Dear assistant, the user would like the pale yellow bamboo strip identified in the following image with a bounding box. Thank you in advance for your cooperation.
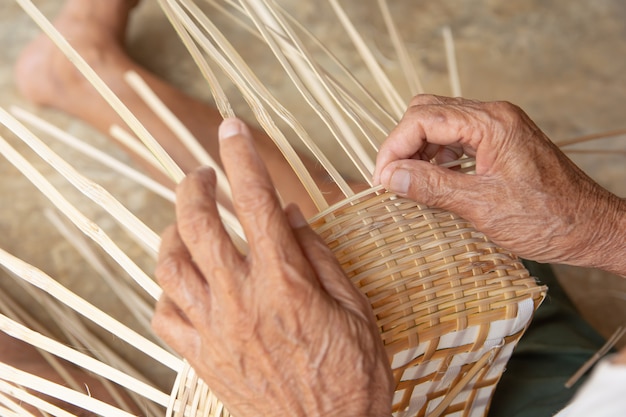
[11,106,176,203]
[16,0,186,183]
[124,70,234,201]
[0,363,137,417]
[0,395,32,417]
[158,0,235,120]
[555,128,626,147]
[565,326,626,388]
[377,0,424,95]
[110,124,172,176]
[0,384,58,417]
[0,401,25,417]
[171,0,343,202]
[325,74,390,143]
[44,209,154,331]
[563,149,626,155]
[273,2,399,130]
[21,286,166,416]
[0,315,171,408]
[442,26,462,97]
[21,295,140,414]
[0,132,162,300]
[205,0,266,43]
[0,248,181,371]
[3,280,167,410]
[167,0,337,207]
[16,0,185,183]
[256,5,380,168]
[243,0,377,178]
[0,107,161,258]
[327,0,406,118]
[427,349,496,417]
[157,2,254,249]
[0,291,83,394]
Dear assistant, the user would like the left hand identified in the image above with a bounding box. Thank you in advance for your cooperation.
[152,118,394,417]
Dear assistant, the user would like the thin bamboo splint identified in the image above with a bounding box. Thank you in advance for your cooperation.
[0,0,565,416]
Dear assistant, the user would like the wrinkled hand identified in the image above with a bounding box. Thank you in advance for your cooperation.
[153,118,394,417]
[373,95,625,274]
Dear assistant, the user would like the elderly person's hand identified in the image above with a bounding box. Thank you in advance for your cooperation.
[373,95,625,276]
[152,118,394,417]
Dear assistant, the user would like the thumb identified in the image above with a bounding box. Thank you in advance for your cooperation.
[379,160,480,216]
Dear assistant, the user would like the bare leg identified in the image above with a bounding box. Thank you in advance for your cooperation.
[15,0,346,217]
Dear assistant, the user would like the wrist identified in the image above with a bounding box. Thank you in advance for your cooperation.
[568,189,626,276]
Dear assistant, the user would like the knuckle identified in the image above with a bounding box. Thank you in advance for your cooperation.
[408,93,442,108]
[233,182,279,217]
[155,256,184,289]
[177,210,218,245]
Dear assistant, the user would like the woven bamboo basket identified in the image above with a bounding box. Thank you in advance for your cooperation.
[169,186,545,417]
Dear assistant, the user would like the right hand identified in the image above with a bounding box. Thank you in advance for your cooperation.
[373,95,625,274]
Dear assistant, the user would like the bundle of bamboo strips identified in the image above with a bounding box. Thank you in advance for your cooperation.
[3,0,619,416]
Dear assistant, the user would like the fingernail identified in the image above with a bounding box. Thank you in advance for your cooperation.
[218,117,244,141]
[286,204,308,228]
[388,169,410,195]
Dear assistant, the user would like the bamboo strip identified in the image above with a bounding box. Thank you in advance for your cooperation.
[427,348,496,417]
[0,397,32,417]
[563,149,626,155]
[442,26,462,97]
[124,70,233,200]
[0,315,171,408]
[110,124,172,177]
[0,384,59,417]
[16,281,166,416]
[0,131,162,299]
[0,248,181,371]
[173,0,344,199]
[15,0,186,184]
[166,0,338,206]
[0,107,161,258]
[327,0,406,118]
[555,128,626,147]
[11,106,176,203]
[159,0,237,119]
[14,293,139,413]
[182,0,367,191]
[377,0,423,95]
[242,0,377,179]
[44,210,155,335]
[273,2,399,131]
[0,291,83,394]
[565,326,626,388]
[0,363,137,417]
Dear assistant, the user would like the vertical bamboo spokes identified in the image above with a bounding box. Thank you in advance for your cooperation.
[0,362,138,417]
[0,108,162,258]
[442,26,462,97]
[0,132,162,300]
[0,247,181,371]
[0,315,171,408]
[11,106,177,203]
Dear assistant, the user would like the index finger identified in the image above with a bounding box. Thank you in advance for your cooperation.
[218,118,302,265]
[373,97,486,184]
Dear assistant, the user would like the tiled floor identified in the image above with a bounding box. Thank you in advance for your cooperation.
[1,0,624,382]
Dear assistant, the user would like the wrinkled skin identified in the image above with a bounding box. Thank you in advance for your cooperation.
[374,95,625,276]
[152,119,394,417]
